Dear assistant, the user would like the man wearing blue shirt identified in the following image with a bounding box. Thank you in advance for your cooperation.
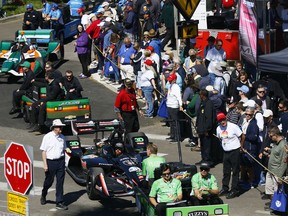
[42,0,51,19]
[44,4,64,35]
[67,0,85,17]
[117,37,135,81]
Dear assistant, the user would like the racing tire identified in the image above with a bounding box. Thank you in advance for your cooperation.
[23,105,30,123]
[86,167,103,200]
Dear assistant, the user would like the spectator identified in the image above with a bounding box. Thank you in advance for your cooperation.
[114,78,143,133]
[190,162,221,205]
[240,106,261,189]
[149,164,183,216]
[66,0,85,17]
[23,3,41,30]
[123,2,139,43]
[118,37,135,82]
[251,84,271,110]
[212,63,226,96]
[196,89,216,166]
[142,10,154,34]
[259,109,277,187]
[131,42,144,98]
[40,119,68,210]
[228,61,243,98]
[166,73,183,142]
[139,0,159,23]
[232,70,252,102]
[236,85,249,103]
[205,39,226,84]
[278,99,288,141]
[235,101,246,127]
[184,49,198,73]
[62,70,83,100]
[226,102,240,125]
[9,61,35,115]
[160,0,175,51]
[44,61,63,82]
[146,45,160,75]
[74,24,90,79]
[204,36,215,58]
[264,126,288,213]
[148,29,161,57]
[216,113,244,199]
[140,59,157,118]
[142,143,166,185]
[77,8,89,30]
[206,85,226,114]
[140,31,151,49]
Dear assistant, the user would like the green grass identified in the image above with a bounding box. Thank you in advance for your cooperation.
[2,0,48,16]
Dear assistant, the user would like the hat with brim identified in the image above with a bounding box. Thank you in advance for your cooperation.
[263,109,273,118]
[167,73,177,81]
[205,85,214,92]
[77,7,85,13]
[243,99,256,108]
[88,13,96,20]
[20,61,31,69]
[212,63,223,77]
[50,119,65,130]
[148,29,157,37]
[124,78,133,87]
[102,1,110,7]
[217,112,226,121]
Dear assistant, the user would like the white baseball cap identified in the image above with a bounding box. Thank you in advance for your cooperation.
[243,100,256,108]
[263,109,273,117]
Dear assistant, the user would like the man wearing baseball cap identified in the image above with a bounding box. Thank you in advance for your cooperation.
[166,73,183,143]
[9,61,35,115]
[216,112,244,199]
[23,3,41,30]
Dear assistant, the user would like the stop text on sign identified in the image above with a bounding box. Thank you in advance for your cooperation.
[6,158,30,180]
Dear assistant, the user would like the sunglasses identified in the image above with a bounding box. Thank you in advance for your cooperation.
[257,91,265,93]
[66,75,72,78]
[278,106,284,109]
[143,36,149,38]
[162,172,171,176]
[245,113,253,116]
[200,168,210,172]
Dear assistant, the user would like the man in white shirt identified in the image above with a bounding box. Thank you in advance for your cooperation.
[166,73,183,142]
[40,119,68,210]
[216,112,244,199]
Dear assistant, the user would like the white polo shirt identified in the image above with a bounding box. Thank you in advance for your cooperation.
[216,122,242,151]
[40,131,66,160]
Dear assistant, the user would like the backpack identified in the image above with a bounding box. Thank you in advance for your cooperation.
[222,0,234,9]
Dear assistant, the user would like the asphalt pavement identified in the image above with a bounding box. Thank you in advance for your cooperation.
[0,17,273,216]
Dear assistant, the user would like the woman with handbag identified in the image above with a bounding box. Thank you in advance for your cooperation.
[140,58,156,118]
[74,24,91,79]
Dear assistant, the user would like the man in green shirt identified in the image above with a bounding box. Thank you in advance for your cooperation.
[191,162,222,206]
[142,143,166,185]
[149,164,183,216]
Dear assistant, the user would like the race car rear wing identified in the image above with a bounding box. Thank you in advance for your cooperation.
[15,29,54,45]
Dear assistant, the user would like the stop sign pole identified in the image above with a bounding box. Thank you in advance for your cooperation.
[4,142,34,195]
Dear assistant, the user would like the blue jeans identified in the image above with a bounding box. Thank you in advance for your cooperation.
[141,86,154,116]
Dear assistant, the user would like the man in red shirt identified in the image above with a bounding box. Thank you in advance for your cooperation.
[114,78,143,133]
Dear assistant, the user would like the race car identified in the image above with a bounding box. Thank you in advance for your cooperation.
[0,29,63,80]
[21,85,91,131]
[65,120,149,200]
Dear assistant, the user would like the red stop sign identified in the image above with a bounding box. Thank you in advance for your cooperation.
[4,142,33,195]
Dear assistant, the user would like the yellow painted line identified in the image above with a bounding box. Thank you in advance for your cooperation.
[0,140,6,145]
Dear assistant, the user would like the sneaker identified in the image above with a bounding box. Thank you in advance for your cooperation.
[40,196,46,205]
[78,73,83,77]
[56,202,68,210]
[143,114,153,118]
[9,108,20,115]
[106,80,112,84]
[195,160,204,165]
[79,74,88,79]
[191,146,201,151]
[185,142,196,147]
[226,190,239,199]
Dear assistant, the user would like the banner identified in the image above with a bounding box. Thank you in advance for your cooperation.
[239,0,257,66]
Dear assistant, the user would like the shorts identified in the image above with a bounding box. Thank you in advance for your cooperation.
[120,64,135,81]
[136,71,142,89]
[265,172,278,195]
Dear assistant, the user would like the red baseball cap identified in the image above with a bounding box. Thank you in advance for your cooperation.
[144,59,153,66]
[167,73,177,81]
[77,8,85,13]
[146,46,154,52]
[217,112,226,121]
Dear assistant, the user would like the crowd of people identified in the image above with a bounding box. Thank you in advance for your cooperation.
[15,0,288,214]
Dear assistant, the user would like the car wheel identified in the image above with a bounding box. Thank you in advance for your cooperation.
[86,167,103,200]
[23,105,30,123]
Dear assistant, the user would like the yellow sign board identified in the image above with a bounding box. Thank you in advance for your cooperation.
[178,22,199,39]
[7,192,28,216]
[173,0,201,20]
